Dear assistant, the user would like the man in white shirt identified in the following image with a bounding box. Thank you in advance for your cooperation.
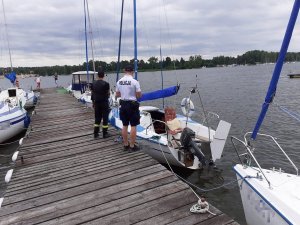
[116,65,142,151]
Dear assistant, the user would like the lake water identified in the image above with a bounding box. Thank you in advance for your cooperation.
[1,63,300,224]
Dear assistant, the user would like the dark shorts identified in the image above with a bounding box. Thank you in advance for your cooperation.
[120,101,140,126]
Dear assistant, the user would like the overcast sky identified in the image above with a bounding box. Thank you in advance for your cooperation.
[0,0,300,67]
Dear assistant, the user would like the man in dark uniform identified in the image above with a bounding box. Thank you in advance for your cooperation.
[54,73,58,86]
[91,70,110,138]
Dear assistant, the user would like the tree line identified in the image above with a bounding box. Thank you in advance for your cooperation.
[1,50,300,76]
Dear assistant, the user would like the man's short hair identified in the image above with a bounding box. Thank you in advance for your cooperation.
[124,65,134,72]
[98,70,105,78]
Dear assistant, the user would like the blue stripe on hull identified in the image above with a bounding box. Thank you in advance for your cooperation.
[11,116,26,125]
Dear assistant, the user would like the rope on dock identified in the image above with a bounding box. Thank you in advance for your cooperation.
[157,141,246,215]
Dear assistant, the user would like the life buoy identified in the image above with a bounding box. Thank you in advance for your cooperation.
[180,98,195,117]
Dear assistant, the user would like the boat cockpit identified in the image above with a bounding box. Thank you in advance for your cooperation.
[71,71,96,94]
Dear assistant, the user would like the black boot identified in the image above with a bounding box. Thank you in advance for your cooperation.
[94,126,100,138]
[103,128,109,138]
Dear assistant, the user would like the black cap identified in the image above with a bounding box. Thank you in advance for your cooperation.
[124,65,134,72]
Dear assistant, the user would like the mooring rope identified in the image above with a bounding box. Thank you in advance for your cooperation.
[157,140,245,192]
[156,141,248,215]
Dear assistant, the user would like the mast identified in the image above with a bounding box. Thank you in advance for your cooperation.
[251,0,300,139]
[1,0,13,72]
[83,0,90,84]
[116,0,125,82]
[133,0,138,79]
[86,0,96,73]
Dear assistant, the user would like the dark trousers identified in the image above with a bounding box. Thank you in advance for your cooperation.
[94,101,109,134]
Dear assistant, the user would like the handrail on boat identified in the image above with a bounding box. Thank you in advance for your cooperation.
[244,132,299,176]
[231,136,272,189]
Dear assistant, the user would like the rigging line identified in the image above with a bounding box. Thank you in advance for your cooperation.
[160,46,165,108]
[138,3,151,58]
[116,0,125,82]
[93,1,105,59]
[276,103,300,123]
[85,0,96,72]
[158,2,166,108]
[113,0,117,62]
[133,0,138,80]
[161,0,178,82]
[257,150,298,168]
[83,0,90,84]
[1,0,13,71]
[196,89,211,140]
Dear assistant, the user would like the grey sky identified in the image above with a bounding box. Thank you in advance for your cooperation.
[0,0,299,67]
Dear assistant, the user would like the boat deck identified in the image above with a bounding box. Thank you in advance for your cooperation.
[0,88,239,225]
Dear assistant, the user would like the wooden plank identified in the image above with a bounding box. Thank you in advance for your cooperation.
[6,157,157,197]
[0,177,179,225]
[12,144,134,180]
[1,167,172,215]
[133,203,221,225]
[74,189,195,225]
[38,184,190,225]
[21,130,93,147]
[6,156,155,195]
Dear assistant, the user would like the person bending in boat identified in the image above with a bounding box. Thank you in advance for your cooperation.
[116,65,142,151]
[91,70,110,138]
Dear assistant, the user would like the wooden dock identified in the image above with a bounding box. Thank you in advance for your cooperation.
[287,73,300,78]
[0,88,239,225]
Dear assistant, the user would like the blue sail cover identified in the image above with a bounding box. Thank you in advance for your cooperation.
[251,0,300,140]
[138,85,179,102]
[4,71,16,84]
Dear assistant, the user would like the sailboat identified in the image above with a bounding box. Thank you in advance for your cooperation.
[70,0,96,105]
[109,0,231,170]
[0,87,37,109]
[0,93,28,143]
[0,0,30,143]
[232,1,300,224]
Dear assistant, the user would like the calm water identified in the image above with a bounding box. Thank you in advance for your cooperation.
[1,63,300,224]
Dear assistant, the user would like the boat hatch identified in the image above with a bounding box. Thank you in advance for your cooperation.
[147,110,166,134]
[8,89,16,97]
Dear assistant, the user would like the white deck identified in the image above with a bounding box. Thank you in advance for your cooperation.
[234,164,300,225]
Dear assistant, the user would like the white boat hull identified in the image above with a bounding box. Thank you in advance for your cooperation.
[0,103,27,143]
[80,91,93,108]
[72,90,83,100]
[234,164,300,225]
[110,106,230,170]
[139,138,200,168]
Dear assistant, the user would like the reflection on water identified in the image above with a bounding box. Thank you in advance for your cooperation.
[1,63,300,224]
